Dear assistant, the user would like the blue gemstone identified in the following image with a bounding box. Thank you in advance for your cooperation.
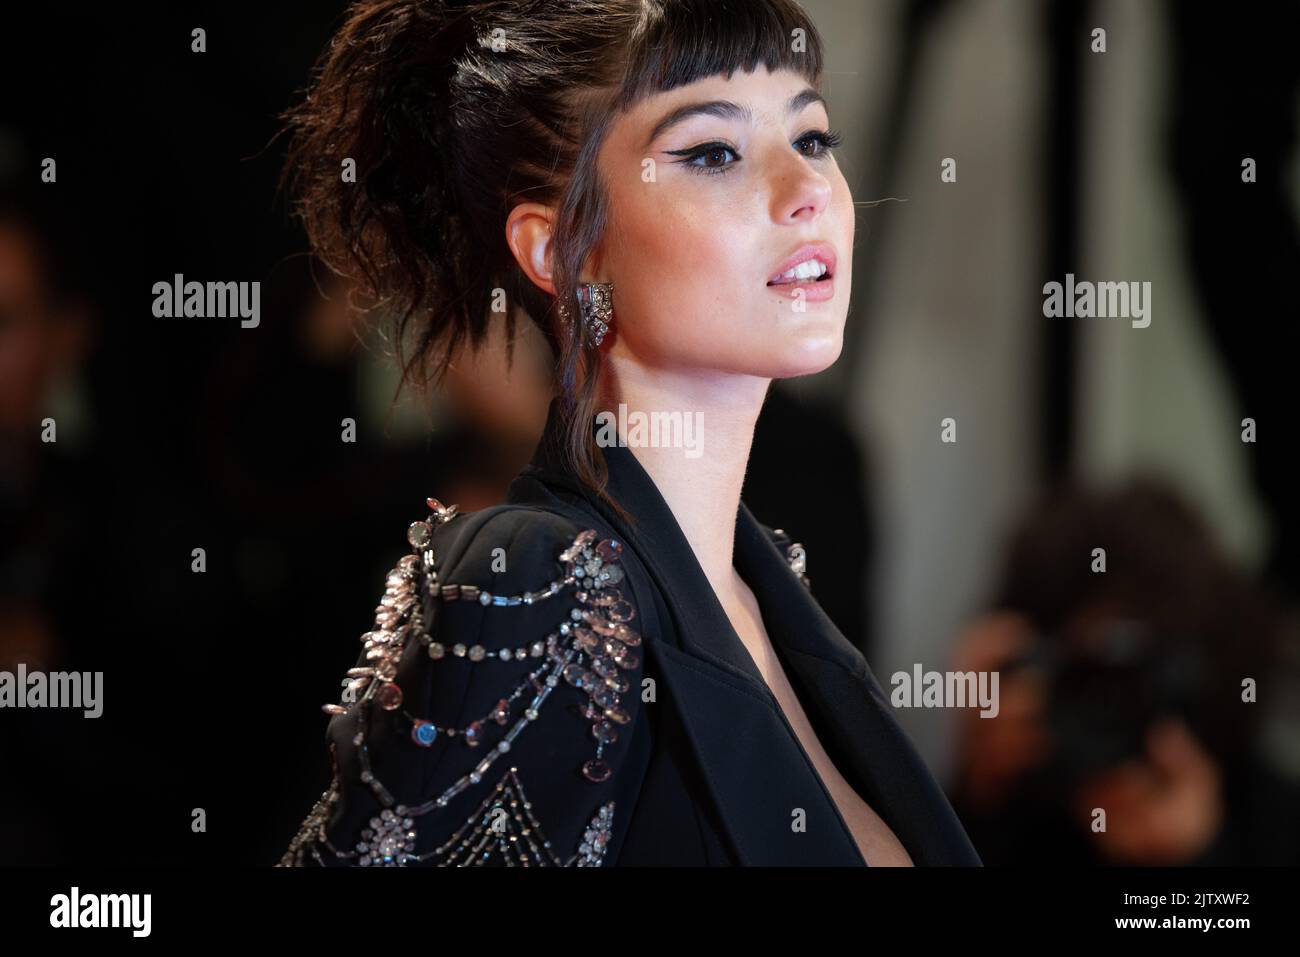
[412,721,438,747]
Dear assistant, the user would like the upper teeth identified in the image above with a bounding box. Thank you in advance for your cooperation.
[771,259,828,282]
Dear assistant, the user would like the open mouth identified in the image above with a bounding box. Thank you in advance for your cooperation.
[765,243,838,288]
[766,260,834,286]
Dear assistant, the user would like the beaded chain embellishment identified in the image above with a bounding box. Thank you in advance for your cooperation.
[772,527,810,589]
[278,499,640,867]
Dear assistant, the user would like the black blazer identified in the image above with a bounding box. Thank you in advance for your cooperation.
[280,401,981,867]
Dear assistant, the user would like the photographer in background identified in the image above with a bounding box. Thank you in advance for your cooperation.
[949,477,1300,865]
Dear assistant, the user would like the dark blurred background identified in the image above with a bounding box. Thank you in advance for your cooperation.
[1,1,1297,865]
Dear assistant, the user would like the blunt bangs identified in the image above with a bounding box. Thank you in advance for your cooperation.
[614,0,826,109]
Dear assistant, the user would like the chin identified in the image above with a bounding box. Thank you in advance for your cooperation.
[767,320,845,377]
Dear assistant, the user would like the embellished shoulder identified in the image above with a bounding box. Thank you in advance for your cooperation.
[279,498,645,867]
[765,525,811,589]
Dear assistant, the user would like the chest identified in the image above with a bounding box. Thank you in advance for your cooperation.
[728,597,915,866]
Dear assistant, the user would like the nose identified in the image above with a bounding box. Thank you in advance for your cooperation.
[768,149,833,225]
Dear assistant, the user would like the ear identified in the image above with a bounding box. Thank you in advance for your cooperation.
[505,202,557,297]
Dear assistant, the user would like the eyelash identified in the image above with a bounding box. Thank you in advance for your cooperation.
[668,128,843,176]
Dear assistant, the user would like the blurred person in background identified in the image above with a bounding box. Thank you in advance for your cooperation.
[949,477,1300,865]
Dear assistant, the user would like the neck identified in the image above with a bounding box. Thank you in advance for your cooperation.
[599,356,770,601]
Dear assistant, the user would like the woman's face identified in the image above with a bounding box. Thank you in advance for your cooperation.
[593,66,854,380]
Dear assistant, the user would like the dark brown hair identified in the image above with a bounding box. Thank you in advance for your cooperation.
[278,0,825,517]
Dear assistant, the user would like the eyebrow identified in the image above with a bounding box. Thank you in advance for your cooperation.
[642,87,827,150]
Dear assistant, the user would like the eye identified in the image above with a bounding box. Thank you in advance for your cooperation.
[666,141,741,176]
[793,128,843,158]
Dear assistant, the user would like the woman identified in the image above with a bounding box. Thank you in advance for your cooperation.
[277,0,980,867]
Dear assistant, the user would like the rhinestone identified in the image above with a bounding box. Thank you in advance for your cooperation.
[411,720,438,747]
[428,642,446,659]
[592,720,618,744]
[406,521,433,548]
[479,591,492,606]
[582,759,612,782]
[592,687,618,709]
[468,645,485,661]
[375,682,404,710]
[607,601,635,622]
[596,539,622,561]
[452,643,467,657]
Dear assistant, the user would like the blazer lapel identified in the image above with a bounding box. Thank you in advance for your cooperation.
[517,401,978,865]
[734,503,982,866]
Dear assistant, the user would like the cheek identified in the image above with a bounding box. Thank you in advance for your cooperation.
[835,173,855,247]
[605,181,752,349]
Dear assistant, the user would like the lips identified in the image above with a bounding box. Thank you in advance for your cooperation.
[766,242,837,301]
